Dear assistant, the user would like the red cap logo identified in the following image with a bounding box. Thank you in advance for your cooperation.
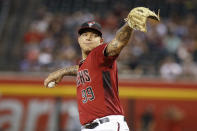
[88,21,95,27]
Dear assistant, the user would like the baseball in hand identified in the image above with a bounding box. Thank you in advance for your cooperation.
[48,81,56,88]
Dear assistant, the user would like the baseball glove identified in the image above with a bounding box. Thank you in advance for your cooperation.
[125,7,160,32]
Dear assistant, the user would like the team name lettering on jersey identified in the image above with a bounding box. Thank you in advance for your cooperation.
[77,69,91,86]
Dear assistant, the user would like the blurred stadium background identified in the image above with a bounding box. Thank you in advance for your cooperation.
[0,0,197,131]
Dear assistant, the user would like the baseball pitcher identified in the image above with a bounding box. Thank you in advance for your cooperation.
[44,7,159,131]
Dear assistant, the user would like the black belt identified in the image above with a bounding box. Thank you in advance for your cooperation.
[83,117,110,129]
[83,117,126,129]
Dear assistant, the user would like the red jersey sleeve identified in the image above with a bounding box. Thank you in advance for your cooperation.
[91,43,118,67]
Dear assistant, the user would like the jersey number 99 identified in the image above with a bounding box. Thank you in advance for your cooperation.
[81,86,95,103]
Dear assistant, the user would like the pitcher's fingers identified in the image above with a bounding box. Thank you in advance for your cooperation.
[44,78,50,87]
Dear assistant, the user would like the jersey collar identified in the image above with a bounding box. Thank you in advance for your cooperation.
[79,59,85,67]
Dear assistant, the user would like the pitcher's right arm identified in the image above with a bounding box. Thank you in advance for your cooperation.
[44,65,79,87]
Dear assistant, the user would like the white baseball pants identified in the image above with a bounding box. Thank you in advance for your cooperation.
[81,115,130,131]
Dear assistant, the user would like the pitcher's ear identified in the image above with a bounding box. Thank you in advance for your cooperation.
[100,38,104,43]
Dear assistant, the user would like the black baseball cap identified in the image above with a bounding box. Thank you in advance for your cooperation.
[78,21,102,37]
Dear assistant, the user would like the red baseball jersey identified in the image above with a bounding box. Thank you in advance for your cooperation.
[76,43,124,125]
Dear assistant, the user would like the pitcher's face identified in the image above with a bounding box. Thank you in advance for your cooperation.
[78,31,103,53]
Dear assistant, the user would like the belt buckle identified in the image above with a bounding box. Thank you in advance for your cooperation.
[84,122,99,129]
[84,117,110,129]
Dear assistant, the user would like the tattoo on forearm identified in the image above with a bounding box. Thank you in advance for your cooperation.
[116,25,132,43]
[107,24,133,56]
[62,65,79,76]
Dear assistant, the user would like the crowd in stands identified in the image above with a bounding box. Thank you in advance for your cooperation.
[20,1,197,80]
